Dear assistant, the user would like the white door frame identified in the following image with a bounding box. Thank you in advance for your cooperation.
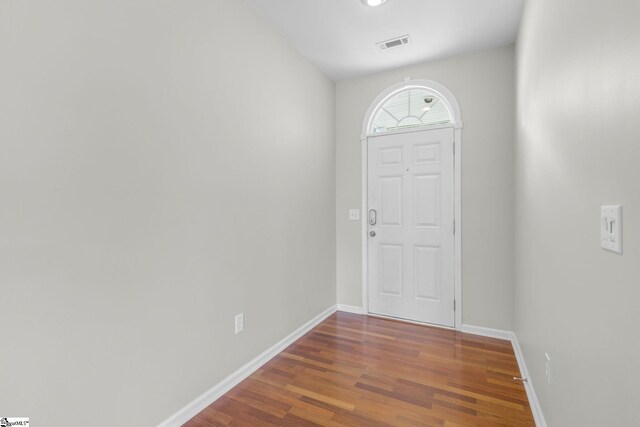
[361,78,463,330]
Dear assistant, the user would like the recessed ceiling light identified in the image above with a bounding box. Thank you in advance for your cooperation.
[362,0,389,7]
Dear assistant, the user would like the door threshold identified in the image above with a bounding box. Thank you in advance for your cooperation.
[366,312,455,331]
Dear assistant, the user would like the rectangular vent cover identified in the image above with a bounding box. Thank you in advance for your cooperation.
[377,35,411,51]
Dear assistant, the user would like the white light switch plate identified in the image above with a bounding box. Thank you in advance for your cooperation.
[601,205,622,254]
[349,209,360,221]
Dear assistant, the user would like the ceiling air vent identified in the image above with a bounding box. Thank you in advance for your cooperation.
[376,35,411,52]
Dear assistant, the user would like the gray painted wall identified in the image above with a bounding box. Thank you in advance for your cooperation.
[336,46,516,330]
[0,1,336,426]
[515,0,640,425]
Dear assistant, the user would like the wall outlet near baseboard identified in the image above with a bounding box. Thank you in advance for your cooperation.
[235,313,244,334]
[545,352,551,385]
[601,205,622,254]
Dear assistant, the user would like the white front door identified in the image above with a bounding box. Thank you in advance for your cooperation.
[367,127,455,327]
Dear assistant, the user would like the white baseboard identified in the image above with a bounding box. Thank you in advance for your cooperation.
[461,324,547,427]
[511,333,548,427]
[157,305,338,427]
[336,304,365,314]
[460,324,516,341]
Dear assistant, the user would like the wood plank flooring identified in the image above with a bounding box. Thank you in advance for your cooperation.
[184,312,535,426]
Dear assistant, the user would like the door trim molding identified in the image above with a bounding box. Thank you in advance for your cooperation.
[360,78,463,330]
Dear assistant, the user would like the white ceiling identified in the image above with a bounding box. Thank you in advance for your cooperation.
[246,0,524,80]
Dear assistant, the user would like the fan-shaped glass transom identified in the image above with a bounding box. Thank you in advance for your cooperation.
[370,89,452,133]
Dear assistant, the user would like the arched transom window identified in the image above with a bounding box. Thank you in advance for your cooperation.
[370,89,452,133]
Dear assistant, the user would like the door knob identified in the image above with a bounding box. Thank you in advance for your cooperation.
[369,231,376,237]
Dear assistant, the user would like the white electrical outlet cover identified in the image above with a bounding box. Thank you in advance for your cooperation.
[235,313,244,334]
[349,209,360,221]
[545,352,551,385]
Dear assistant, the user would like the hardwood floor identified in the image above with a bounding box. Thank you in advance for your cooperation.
[184,312,535,426]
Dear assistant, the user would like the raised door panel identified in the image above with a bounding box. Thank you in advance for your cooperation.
[379,244,403,296]
[379,176,402,227]
[414,246,441,301]
[414,143,440,165]
[379,147,403,167]
[414,174,440,228]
